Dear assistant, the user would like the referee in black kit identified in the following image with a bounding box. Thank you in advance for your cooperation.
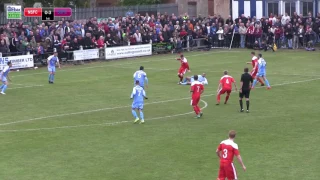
[239,67,253,113]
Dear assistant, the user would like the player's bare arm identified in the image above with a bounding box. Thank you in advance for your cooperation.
[216,83,221,93]
[57,61,61,68]
[233,82,238,91]
[216,149,221,158]
[239,81,243,93]
[236,155,246,171]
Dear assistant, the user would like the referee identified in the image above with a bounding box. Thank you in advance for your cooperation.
[239,67,253,112]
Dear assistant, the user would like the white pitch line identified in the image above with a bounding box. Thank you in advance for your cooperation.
[9,85,44,90]
[11,50,239,78]
[0,100,208,132]
[0,77,319,127]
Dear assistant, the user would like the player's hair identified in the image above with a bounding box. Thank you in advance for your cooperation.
[229,130,236,139]
[193,75,198,80]
[258,53,262,58]
[7,61,12,65]
[140,66,144,70]
[180,54,184,58]
[202,73,206,77]
[244,67,249,73]
[135,80,140,84]
[251,52,255,55]
[223,70,228,75]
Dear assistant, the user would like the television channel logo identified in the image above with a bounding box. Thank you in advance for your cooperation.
[7,5,22,19]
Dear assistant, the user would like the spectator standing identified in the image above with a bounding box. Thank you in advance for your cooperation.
[217,27,224,47]
[9,32,19,54]
[246,23,255,48]
[0,39,9,56]
[285,24,293,49]
[134,30,142,44]
[274,26,281,48]
[97,36,105,48]
[254,25,262,47]
[297,25,304,48]
[239,23,247,48]
[281,13,291,26]
[293,22,299,49]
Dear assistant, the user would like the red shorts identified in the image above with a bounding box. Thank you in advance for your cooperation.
[218,88,231,95]
[218,162,238,180]
[251,70,257,78]
[178,67,187,75]
[190,96,200,106]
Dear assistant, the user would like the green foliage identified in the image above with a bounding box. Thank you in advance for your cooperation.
[121,0,162,6]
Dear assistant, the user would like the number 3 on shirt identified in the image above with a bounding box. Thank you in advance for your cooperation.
[222,149,228,158]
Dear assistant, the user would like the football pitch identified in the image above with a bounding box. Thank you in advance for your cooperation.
[0,50,319,180]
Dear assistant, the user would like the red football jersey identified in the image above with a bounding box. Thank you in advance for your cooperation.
[251,56,258,72]
[219,75,235,89]
[217,139,240,163]
[179,57,190,70]
[190,81,204,97]
[251,56,258,67]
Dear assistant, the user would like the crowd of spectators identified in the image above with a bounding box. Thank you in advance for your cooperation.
[0,11,319,58]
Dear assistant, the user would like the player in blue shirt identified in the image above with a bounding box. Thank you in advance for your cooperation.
[251,54,271,89]
[130,80,148,124]
[47,52,61,84]
[133,66,148,89]
[0,61,12,95]
[180,73,208,85]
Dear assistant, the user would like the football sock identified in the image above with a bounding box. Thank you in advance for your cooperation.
[246,100,250,110]
[197,106,201,113]
[183,78,187,83]
[252,79,258,88]
[48,74,52,81]
[216,94,221,103]
[139,111,144,120]
[0,84,4,89]
[225,95,230,103]
[178,75,183,82]
[131,110,137,118]
[180,82,188,85]
[264,79,270,87]
[258,78,264,85]
[2,85,7,93]
[193,106,199,115]
[239,100,243,109]
[51,74,55,82]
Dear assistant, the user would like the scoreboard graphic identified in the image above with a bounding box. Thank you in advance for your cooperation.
[23,7,72,21]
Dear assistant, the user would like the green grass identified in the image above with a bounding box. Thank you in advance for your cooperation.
[0,49,319,180]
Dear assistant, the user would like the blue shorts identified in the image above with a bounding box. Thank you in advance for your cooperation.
[48,66,56,73]
[1,77,7,83]
[257,72,266,77]
[132,102,144,110]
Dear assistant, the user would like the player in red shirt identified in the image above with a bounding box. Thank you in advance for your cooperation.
[247,52,264,86]
[177,54,190,84]
[216,71,237,105]
[216,130,246,180]
[190,75,204,118]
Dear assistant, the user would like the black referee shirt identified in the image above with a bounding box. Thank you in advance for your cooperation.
[241,73,253,90]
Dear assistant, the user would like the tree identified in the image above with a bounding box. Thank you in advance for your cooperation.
[120,0,162,6]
